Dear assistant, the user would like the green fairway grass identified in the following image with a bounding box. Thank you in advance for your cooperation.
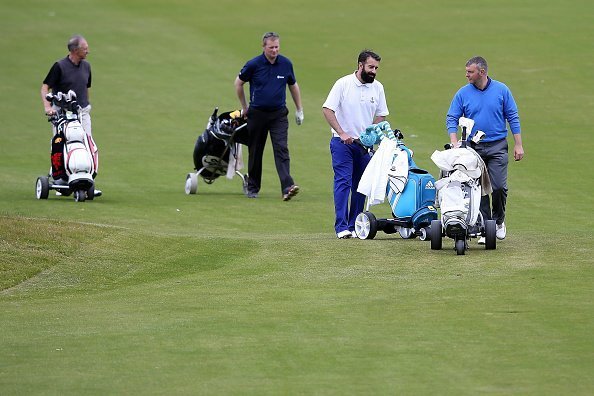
[1,0,593,394]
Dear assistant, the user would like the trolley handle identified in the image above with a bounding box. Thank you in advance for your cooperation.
[460,126,468,148]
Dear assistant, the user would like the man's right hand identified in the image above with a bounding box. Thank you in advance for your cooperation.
[339,132,353,145]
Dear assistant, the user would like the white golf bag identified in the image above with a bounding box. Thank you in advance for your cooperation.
[61,116,98,185]
[46,90,99,201]
[428,118,497,255]
[431,148,484,236]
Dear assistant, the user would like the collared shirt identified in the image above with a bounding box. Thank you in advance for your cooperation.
[238,53,296,111]
[323,72,389,138]
[43,56,92,107]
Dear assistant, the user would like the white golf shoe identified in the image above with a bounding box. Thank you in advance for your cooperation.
[496,222,506,240]
[477,237,486,245]
[336,230,352,239]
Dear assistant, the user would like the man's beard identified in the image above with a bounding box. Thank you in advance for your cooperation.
[361,70,376,83]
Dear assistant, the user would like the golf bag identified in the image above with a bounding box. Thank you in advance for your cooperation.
[391,165,438,230]
[185,108,249,194]
[355,121,437,240]
[40,90,99,202]
[431,147,484,237]
[428,117,496,254]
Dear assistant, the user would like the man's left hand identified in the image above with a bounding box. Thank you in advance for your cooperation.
[295,109,304,125]
[514,145,524,161]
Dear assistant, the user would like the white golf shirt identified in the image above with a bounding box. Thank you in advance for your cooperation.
[323,72,389,138]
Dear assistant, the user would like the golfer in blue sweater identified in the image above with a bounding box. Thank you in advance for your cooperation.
[446,56,524,243]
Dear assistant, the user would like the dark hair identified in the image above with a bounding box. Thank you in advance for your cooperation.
[358,49,381,65]
[262,32,280,45]
[466,56,488,72]
[67,35,85,52]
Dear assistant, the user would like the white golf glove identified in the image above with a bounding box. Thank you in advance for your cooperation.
[295,109,304,125]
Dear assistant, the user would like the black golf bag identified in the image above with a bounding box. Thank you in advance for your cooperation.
[185,108,249,195]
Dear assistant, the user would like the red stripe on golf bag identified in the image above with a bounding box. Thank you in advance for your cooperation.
[86,133,99,177]
[51,132,66,180]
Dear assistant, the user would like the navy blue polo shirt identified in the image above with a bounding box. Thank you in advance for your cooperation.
[238,53,296,111]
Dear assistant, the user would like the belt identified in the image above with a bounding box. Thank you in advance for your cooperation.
[251,106,284,113]
[471,138,506,147]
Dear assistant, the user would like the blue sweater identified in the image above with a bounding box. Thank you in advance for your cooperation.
[446,78,521,142]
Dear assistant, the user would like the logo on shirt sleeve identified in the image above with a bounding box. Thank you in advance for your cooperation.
[277,75,285,79]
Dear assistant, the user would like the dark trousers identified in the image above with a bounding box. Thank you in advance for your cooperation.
[246,107,294,194]
[472,138,508,225]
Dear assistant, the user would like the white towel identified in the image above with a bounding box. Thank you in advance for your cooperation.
[226,144,244,179]
[431,148,492,195]
[357,139,398,207]
[431,148,481,179]
[458,117,475,135]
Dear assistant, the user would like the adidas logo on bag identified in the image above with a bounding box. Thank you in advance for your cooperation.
[425,181,435,189]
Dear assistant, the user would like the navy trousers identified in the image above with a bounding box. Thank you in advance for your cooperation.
[330,137,371,234]
[472,138,508,226]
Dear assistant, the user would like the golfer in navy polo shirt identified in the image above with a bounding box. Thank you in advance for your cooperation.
[234,32,303,201]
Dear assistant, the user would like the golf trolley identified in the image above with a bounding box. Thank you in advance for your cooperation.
[35,90,99,202]
[428,118,496,255]
[354,121,438,240]
[185,108,249,195]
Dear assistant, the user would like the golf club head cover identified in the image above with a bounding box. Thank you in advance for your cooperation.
[471,130,486,144]
[360,125,381,147]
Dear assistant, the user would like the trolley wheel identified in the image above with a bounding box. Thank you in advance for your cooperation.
[430,219,442,250]
[455,238,466,255]
[185,173,198,195]
[484,219,497,250]
[354,211,378,240]
[87,185,95,201]
[419,227,429,241]
[398,227,416,239]
[36,177,49,200]
[74,190,86,202]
